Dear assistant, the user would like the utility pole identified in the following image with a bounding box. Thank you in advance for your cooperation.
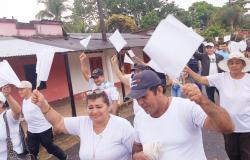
[96,0,107,41]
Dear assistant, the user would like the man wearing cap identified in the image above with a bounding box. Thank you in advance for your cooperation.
[17,81,67,160]
[129,70,234,160]
[79,52,119,115]
[194,42,224,102]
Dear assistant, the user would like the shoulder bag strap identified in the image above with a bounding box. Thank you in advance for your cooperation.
[3,111,15,152]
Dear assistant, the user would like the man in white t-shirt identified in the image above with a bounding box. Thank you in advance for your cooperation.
[80,52,119,115]
[194,42,224,102]
[127,70,234,160]
[18,81,67,160]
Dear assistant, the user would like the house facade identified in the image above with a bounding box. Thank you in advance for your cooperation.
[0,18,149,105]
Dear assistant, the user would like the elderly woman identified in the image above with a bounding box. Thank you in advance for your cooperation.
[0,85,22,159]
[31,89,135,160]
[185,52,250,160]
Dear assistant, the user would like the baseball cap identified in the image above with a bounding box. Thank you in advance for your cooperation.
[131,64,148,71]
[0,92,6,103]
[127,70,161,99]
[18,81,32,89]
[91,68,103,79]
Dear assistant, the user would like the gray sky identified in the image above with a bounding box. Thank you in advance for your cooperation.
[0,0,245,22]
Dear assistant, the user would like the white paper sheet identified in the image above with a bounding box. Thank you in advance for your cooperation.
[215,37,219,42]
[80,35,92,48]
[224,35,231,42]
[0,60,21,87]
[124,54,134,64]
[36,47,55,88]
[147,60,164,73]
[128,50,135,57]
[143,15,204,80]
[109,29,127,53]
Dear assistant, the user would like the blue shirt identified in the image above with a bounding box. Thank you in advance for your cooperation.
[217,50,229,59]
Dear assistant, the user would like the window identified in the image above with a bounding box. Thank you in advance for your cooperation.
[23,64,47,90]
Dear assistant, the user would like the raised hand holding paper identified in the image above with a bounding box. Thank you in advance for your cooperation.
[80,35,92,48]
[147,60,164,73]
[36,47,55,88]
[143,15,204,80]
[224,35,231,42]
[128,50,135,57]
[124,54,134,64]
[0,60,21,87]
[109,29,127,53]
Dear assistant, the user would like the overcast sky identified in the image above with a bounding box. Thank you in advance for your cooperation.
[0,0,246,22]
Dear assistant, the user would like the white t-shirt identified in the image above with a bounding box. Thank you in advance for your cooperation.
[207,72,250,132]
[22,98,51,133]
[228,41,247,53]
[0,110,23,159]
[89,79,119,102]
[64,115,135,160]
[134,97,207,160]
[208,54,218,75]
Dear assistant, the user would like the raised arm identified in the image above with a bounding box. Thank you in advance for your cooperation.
[31,90,68,134]
[182,83,234,133]
[130,55,146,66]
[184,66,209,86]
[79,52,91,81]
[2,85,21,120]
[111,54,130,87]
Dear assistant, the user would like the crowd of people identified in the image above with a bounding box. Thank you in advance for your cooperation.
[0,36,250,160]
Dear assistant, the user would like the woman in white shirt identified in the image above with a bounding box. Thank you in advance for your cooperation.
[0,85,22,159]
[185,52,250,160]
[31,89,135,160]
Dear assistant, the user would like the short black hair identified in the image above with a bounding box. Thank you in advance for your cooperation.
[149,84,162,95]
[86,91,110,106]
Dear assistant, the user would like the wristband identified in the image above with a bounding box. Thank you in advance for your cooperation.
[43,107,51,115]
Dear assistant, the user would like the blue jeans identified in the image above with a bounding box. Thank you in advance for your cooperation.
[171,84,182,97]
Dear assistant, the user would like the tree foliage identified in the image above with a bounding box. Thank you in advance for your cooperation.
[140,11,160,29]
[36,0,68,20]
[200,24,227,41]
[63,17,86,33]
[188,1,218,28]
[215,0,249,31]
[106,14,138,32]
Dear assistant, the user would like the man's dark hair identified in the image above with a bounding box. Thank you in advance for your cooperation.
[149,84,162,95]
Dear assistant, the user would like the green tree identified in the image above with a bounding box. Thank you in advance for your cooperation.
[104,0,129,15]
[200,24,227,41]
[241,14,250,29]
[140,11,160,29]
[36,0,68,20]
[71,0,98,28]
[106,14,138,32]
[188,1,218,28]
[215,4,245,31]
[63,18,86,33]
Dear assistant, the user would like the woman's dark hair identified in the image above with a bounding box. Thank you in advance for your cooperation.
[86,91,110,106]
